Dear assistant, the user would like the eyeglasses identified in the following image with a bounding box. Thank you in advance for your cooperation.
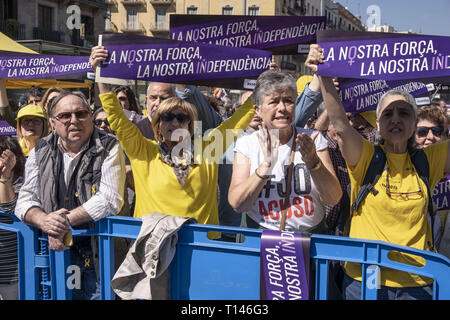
[416,126,444,138]
[54,110,90,124]
[385,167,424,200]
[160,112,190,124]
[21,118,43,126]
[94,118,109,126]
[28,98,42,105]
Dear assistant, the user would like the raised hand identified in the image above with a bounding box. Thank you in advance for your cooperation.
[256,122,280,175]
[296,131,320,169]
[305,44,325,74]
[89,45,109,73]
[0,149,16,180]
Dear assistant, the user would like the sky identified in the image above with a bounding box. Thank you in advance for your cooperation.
[335,0,450,36]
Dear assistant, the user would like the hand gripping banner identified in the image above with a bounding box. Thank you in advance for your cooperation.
[317,30,450,83]
[260,230,311,300]
[98,32,273,90]
[170,15,325,55]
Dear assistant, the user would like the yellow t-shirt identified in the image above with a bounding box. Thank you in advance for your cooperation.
[99,92,254,228]
[345,138,449,287]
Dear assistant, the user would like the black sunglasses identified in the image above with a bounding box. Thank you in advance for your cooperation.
[54,110,90,124]
[94,119,109,126]
[160,112,190,123]
[416,126,444,138]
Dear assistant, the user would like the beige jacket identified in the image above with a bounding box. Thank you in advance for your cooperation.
[111,212,196,300]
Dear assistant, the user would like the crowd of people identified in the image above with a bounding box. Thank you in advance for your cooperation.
[0,44,448,300]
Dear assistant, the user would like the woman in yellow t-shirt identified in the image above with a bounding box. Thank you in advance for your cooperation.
[306,44,450,300]
[89,47,255,231]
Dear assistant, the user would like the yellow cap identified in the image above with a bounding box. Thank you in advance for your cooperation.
[16,104,47,121]
[297,75,314,95]
[359,110,376,128]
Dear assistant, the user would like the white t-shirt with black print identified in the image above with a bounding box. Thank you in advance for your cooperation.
[234,127,328,231]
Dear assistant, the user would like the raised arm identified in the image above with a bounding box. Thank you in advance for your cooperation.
[294,75,323,128]
[307,44,363,167]
[175,84,223,132]
[0,79,16,128]
[90,46,157,159]
[202,97,255,159]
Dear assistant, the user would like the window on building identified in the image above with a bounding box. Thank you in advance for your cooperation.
[222,5,233,15]
[156,8,167,29]
[1,0,17,20]
[38,4,53,30]
[127,8,138,30]
[105,7,111,30]
[81,15,94,39]
[248,5,259,16]
[307,3,310,15]
[187,6,198,15]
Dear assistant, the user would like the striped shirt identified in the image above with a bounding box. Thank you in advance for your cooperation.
[15,139,126,222]
[0,178,23,284]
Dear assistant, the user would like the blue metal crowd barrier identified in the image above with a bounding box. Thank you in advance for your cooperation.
[0,211,449,300]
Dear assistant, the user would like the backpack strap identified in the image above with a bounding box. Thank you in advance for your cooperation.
[344,146,386,236]
[410,149,436,251]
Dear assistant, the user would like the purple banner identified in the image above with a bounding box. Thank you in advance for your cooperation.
[0,55,90,79]
[170,15,325,55]
[99,33,273,90]
[260,230,310,300]
[317,30,450,83]
[0,120,16,136]
[433,175,450,211]
[339,79,431,114]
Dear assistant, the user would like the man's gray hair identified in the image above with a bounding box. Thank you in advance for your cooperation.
[251,70,297,106]
[146,82,176,97]
[376,89,418,119]
[49,90,91,117]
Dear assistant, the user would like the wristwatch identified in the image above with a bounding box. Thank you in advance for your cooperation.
[60,213,72,226]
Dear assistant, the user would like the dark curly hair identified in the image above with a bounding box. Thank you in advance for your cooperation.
[113,85,141,114]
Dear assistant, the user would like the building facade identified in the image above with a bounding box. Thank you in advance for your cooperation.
[1,0,107,53]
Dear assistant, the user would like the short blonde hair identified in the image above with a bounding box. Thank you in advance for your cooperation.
[151,97,198,142]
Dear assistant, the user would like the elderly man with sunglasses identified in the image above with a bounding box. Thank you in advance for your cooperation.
[15,90,126,300]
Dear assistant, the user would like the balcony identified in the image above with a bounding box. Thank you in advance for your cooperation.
[150,0,173,5]
[121,0,146,6]
[149,23,169,34]
[121,22,146,33]
[0,19,26,40]
[33,27,65,43]
[79,0,109,8]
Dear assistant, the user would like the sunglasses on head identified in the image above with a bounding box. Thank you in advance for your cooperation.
[416,126,444,138]
[94,118,109,126]
[160,112,190,123]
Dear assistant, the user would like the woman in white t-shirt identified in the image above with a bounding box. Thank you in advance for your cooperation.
[228,70,342,233]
